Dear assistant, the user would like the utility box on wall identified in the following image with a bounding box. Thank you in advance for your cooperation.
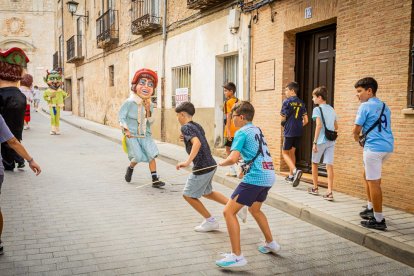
[228,9,240,31]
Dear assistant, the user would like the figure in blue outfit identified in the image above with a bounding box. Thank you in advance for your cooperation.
[119,68,165,188]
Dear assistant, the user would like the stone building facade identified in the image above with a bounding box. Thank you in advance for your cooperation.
[0,0,55,88]
[57,0,414,212]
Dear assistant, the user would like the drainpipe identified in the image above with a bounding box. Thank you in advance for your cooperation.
[246,15,252,101]
[160,0,167,141]
[61,0,65,70]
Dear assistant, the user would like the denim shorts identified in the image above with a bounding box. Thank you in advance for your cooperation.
[231,182,271,207]
[183,169,216,198]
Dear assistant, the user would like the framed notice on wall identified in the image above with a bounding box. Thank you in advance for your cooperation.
[255,60,275,92]
[175,87,189,106]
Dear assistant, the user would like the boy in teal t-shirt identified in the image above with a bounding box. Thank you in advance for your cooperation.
[216,101,280,268]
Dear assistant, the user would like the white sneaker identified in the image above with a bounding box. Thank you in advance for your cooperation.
[194,219,219,232]
[216,253,247,268]
[258,241,281,254]
[237,206,248,223]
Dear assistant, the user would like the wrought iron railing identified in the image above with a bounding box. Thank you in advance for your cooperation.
[53,51,59,70]
[131,0,161,35]
[96,9,119,48]
[66,35,84,62]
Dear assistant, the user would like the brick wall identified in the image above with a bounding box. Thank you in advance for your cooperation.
[250,0,414,212]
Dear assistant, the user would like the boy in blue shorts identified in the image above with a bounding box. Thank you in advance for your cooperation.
[216,101,280,268]
[280,82,308,187]
[308,86,338,201]
[175,102,245,232]
[352,77,394,231]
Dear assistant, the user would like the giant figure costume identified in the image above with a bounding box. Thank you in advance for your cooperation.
[43,70,68,135]
[119,68,165,188]
[0,47,28,170]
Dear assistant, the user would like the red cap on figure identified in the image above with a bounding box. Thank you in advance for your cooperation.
[131,68,158,89]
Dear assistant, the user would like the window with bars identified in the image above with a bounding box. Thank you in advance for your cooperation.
[172,65,191,107]
[109,65,114,86]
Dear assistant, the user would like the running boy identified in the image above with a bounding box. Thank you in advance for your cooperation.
[176,102,236,232]
[308,86,338,201]
[280,82,308,187]
[216,101,280,268]
[223,82,239,177]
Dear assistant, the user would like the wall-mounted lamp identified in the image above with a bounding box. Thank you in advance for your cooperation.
[66,1,89,24]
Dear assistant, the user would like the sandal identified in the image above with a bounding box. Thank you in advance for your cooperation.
[323,192,334,201]
[307,187,319,195]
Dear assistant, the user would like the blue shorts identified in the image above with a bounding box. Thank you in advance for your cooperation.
[283,136,301,150]
[231,182,271,207]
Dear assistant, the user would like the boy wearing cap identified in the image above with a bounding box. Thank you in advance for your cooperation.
[0,47,28,171]
[119,68,165,188]
[223,82,240,177]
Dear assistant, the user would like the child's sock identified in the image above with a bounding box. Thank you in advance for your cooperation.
[293,168,297,174]
[367,201,373,210]
[206,216,216,223]
[374,212,384,222]
[151,171,158,181]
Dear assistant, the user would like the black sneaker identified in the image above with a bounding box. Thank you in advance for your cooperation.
[361,218,387,231]
[125,167,134,183]
[17,162,25,170]
[292,169,302,187]
[359,208,374,220]
[285,176,293,184]
[152,178,165,188]
[0,241,3,255]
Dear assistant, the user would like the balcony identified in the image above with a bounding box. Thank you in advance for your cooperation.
[187,0,225,10]
[53,51,59,70]
[66,35,84,63]
[131,0,161,36]
[96,9,119,49]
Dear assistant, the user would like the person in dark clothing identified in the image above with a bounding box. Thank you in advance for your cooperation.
[0,47,29,171]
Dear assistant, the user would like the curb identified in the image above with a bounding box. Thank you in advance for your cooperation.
[58,114,414,268]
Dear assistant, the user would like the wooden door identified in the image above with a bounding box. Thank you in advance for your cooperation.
[295,24,336,174]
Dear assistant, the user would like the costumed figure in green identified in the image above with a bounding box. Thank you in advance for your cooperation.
[43,70,69,135]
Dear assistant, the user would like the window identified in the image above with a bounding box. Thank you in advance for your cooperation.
[109,65,114,86]
[172,65,191,107]
[224,55,238,89]
[59,35,64,68]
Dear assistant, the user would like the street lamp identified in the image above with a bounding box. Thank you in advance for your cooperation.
[66,0,89,24]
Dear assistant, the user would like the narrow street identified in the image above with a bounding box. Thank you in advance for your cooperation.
[0,112,413,275]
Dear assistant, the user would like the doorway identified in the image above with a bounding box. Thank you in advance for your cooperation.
[64,79,72,111]
[295,24,336,174]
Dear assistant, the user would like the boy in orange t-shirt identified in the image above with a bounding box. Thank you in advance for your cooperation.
[223,82,239,176]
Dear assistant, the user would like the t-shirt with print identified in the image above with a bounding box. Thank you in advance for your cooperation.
[355,97,394,152]
[312,104,337,145]
[280,96,307,137]
[0,115,14,175]
[223,97,240,138]
[181,121,216,175]
[231,123,275,187]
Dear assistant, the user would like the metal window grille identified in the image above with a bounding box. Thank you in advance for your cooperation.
[224,55,239,90]
[59,35,64,68]
[109,65,114,86]
[172,65,191,107]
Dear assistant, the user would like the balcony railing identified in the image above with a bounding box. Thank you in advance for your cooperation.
[131,0,161,35]
[187,0,225,10]
[66,35,84,63]
[96,9,119,49]
[53,51,59,70]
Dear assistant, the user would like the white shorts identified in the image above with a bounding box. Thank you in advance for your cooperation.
[311,141,335,165]
[363,150,392,180]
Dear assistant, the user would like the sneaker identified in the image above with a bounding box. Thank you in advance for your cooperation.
[307,187,319,195]
[292,169,303,187]
[323,192,334,201]
[258,241,281,254]
[237,206,248,223]
[0,241,3,255]
[50,131,56,135]
[361,218,387,231]
[23,125,29,130]
[216,253,247,268]
[152,178,165,188]
[125,167,134,182]
[359,208,374,220]
[194,219,219,232]
[285,176,293,184]
[17,162,25,170]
